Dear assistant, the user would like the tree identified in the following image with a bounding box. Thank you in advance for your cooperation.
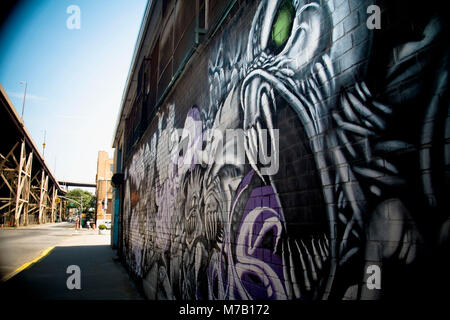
[65,189,95,215]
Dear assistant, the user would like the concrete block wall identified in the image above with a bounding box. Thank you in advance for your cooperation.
[119,0,450,300]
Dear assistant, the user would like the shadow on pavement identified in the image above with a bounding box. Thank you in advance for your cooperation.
[0,245,143,300]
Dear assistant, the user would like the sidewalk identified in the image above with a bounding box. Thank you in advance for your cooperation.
[0,228,143,300]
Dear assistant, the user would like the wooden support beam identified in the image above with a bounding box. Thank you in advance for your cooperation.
[14,142,25,226]
[0,141,21,227]
[0,136,59,227]
[38,170,48,224]
[0,201,12,211]
[12,141,33,227]
[59,196,62,222]
[0,142,18,170]
[51,186,57,223]
[23,151,32,225]
[44,186,51,223]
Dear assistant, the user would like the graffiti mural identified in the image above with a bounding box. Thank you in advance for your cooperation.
[121,0,450,300]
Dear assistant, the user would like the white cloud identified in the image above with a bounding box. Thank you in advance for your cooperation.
[7,91,48,102]
[54,114,86,120]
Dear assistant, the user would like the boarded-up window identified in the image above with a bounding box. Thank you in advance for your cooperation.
[198,0,206,29]
[162,0,172,19]
[140,58,150,130]
[146,39,159,122]
[208,0,234,30]
[133,97,142,142]
[157,0,200,103]
[173,0,196,74]
[125,115,132,157]
[137,60,144,97]
[145,57,151,96]
[116,147,123,172]
[124,98,141,157]
[158,9,174,101]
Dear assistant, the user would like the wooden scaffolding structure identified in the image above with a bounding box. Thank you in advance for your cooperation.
[0,84,64,227]
[0,140,61,227]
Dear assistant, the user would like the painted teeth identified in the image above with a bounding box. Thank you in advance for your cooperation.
[301,239,318,282]
[295,240,312,291]
[205,210,218,241]
[282,235,331,298]
[186,215,197,244]
[314,61,331,98]
[216,227,223,243]
[287,239,302,299]
[311,237,323,271]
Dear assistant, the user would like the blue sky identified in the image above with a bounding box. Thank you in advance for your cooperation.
[0,0,147,184]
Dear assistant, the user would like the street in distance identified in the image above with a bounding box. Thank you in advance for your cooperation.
[179,304,270,317]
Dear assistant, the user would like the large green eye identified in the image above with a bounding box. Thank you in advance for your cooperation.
[271,0,294,53]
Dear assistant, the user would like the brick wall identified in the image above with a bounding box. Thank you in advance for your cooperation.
[119,0,450,300]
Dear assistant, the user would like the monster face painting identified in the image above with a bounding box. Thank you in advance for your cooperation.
[120,0,449,300]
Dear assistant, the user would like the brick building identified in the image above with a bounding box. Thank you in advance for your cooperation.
[112,0,450,300]
[95,151,113,225]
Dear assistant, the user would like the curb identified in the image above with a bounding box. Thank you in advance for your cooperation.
[0,222,65,230]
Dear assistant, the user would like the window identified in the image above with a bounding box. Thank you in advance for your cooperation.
[106,199,113,214]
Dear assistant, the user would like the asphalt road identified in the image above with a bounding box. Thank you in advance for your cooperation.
[0,222,79,280]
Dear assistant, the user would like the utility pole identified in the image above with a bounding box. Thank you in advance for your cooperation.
[42,130,46,157]
[59,195,84,231]
[104,178,108,212]
[80,195,83,229]
[19,81,27,119]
